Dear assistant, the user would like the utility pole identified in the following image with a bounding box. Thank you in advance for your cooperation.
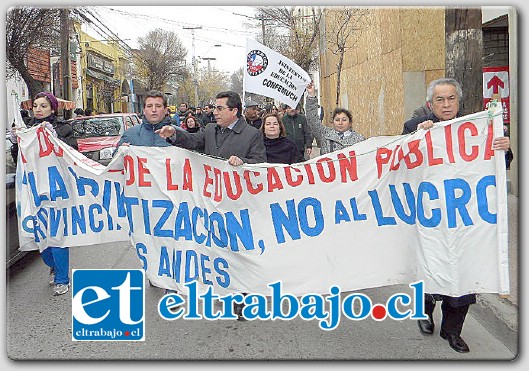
[445,7,483,115]
[261,17,266,45]
[256,16,270,46]
[183,26,202,107]
[60,8,72,119]
[201,57,216,73]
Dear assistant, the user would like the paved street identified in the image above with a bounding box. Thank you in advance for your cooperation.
[6,239,516,362]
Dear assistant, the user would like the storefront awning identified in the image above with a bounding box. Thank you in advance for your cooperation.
[86,68,120,85]
[21,97,76,111]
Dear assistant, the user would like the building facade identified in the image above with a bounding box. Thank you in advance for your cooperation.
[317,6,517,194]
[75,23,132,114]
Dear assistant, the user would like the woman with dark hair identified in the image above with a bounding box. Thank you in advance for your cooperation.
[181,115,202,133]
[305,82,365,155]
[260,113,303,164]
[29,91,78,150]
[21,91,76,295]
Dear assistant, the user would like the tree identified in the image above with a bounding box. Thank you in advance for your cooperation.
[174,66,194,106]
[174,65,229,107]
[6,7,61,98]
[325,8,369,107]
[230,68,244,96]
[197,67,230,106]
[134,28,187,91]
[253,6,321,72]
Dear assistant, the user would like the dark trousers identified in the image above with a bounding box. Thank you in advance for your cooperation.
[425,295,470,336]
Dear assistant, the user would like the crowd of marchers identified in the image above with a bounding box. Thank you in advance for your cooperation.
[12,77,511,354]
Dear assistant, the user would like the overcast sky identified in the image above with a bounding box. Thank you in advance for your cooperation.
[81,5,259,76]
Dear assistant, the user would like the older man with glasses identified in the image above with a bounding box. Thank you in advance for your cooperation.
[157,91,266,166]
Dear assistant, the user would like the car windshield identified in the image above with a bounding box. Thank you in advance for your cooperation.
[72,117,122,138]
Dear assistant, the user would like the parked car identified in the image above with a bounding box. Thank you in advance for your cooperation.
[6,130,17,172]
[5,131,25,266]
[69,113,141,165]
[6,172,25,267]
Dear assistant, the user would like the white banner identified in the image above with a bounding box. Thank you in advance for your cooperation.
[15,107,509,297]
[244,38,311,109]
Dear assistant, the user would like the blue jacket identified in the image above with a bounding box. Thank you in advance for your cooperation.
[118,116,173,147]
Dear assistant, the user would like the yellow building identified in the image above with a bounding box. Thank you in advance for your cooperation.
[74,23,131,114]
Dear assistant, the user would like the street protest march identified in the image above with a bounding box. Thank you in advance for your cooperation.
[244,38,311,109]
[15,105,509,298]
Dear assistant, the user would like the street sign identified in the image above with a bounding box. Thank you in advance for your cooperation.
[483,66,510,124]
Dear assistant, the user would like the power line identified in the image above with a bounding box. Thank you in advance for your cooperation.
[90,7,248,50]
[73,7,145,65]
[76,6,252,73]
[108,7,250,49]
[103,6,249,37]
[84,8,135,54]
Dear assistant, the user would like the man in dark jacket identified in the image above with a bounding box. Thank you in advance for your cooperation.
[117,90,182,297]
[118,90,176,147]
[158,91,265,321]
[177,102,190,124]
[159,91,266,166]
[201,104,217,125]
[281,103,313,160]
[243,100,262,129]
[403,77,510,354]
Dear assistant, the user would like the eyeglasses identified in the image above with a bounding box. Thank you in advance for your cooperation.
[214,105,231,112]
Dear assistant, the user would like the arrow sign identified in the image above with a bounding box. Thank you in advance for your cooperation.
[483,69,509,98]
[482,66,510,123]
[487,75,504,94]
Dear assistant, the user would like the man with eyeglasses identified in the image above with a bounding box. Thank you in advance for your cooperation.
[402,77,510,354]
[157,91,265,320]
[157,91,266,166]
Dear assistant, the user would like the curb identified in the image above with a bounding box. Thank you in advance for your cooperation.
[470,293,519,355]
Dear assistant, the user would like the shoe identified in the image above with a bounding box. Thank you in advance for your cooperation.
[53,283,70,296]
[49,268,55,285]
[417,315,434,335]
[233,303,246,321]
[440,330,470,353]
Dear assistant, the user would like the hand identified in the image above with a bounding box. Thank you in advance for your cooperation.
[121,142,130,147]
[228,155,243,166]
[9,128,18,143]
[417,120,434,130]
[39,121,57,137]
[156,125,176,138]
[306,82,316,97]
[492,136,510,151]
[305,147,312,156]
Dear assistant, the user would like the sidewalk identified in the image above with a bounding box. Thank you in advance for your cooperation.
[309,144,519,353]
[470,192,518,354]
